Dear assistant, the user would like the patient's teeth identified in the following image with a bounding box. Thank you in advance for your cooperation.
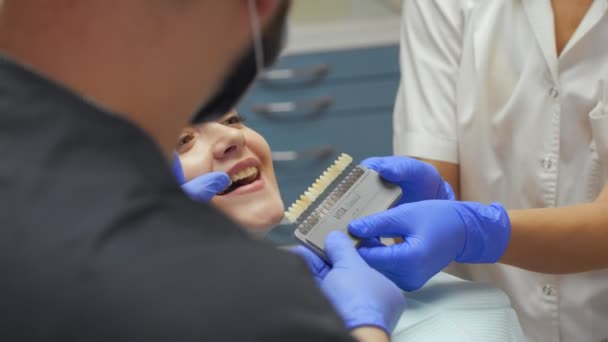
[230,166,259,182]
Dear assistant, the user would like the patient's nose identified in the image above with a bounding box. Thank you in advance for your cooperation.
[212,127,245,160]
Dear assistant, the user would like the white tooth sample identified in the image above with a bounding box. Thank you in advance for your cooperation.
[285,153,353,222]
[304,190,316,202]
[289,206,300,216]
[299,195,311,206]
[285,213,295,222]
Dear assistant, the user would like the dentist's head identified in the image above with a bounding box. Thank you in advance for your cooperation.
[0,0,291,156]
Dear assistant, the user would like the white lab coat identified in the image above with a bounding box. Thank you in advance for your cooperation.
[393,0,608,341]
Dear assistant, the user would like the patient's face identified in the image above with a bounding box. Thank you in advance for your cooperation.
[176,111,284,231]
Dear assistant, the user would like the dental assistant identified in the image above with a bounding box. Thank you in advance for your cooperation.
[343,1,608,341]
[0,1,404,341]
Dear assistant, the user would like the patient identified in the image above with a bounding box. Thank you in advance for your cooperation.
[174,111,525,342]
[175,110,284,232]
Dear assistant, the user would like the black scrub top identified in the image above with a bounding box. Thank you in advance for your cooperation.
[0,56,354,341]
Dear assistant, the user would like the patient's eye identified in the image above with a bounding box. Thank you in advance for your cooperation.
[221,113,246,127]
[177,130,196,153]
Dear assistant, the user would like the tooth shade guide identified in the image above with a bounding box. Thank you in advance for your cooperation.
[293,162,402,262]
[284,153,353,223]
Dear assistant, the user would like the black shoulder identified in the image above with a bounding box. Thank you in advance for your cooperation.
[72,204,354,341]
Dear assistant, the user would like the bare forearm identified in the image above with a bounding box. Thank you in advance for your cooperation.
[351,327,389,342]
[502,201,608,273]
[413,158,608,273]
[420,158,460,199]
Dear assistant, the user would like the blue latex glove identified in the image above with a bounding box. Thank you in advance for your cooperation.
[349,200,511,291]
[362,156,455,204]
[292,232,406,334]
[171,155,230,202]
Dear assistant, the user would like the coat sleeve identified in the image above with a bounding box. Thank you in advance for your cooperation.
[393,0,470,164]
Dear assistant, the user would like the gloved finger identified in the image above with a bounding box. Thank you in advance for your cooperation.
[348,206,410,239]
[290,246,330,280]
[171,154,186,185]
[357,237,384,248]
[193,171,231,192]
[324,231,365,268]
[358,241,432,291]
[363,156,439,186]
[357,244,404,271]
[439,181,456,200]
[182,172,230,202]
[360,156,412,183]
[360,156,387,172]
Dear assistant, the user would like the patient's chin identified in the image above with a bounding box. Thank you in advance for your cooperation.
[215,198,284,233]
[236,202,285,232]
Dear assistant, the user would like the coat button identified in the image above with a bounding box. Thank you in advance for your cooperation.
[541,156,553,169]
[542,284,557,296]
[549,87,559,98]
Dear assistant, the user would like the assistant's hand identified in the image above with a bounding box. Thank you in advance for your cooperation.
[349,200,511,291]
[171,155,230,202]
[362,156,455,203]
[292,232,405,335]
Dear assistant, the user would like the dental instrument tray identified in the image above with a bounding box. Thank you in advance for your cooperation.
[285,154,402,262]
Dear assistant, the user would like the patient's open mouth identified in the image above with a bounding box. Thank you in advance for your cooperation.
[218,166,260,196]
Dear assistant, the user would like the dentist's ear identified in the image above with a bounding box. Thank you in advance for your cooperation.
[241,0,285,25]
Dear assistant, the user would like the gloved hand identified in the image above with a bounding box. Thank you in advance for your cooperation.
[171,155,230,202]
[349,200,511,291]
[292,232,406,335]
[362,156,455,204]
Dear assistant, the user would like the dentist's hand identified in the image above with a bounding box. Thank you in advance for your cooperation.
[349,200,511,291]
[172,155,230,202]
[292,232,405,335]
[362,156,455,203]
